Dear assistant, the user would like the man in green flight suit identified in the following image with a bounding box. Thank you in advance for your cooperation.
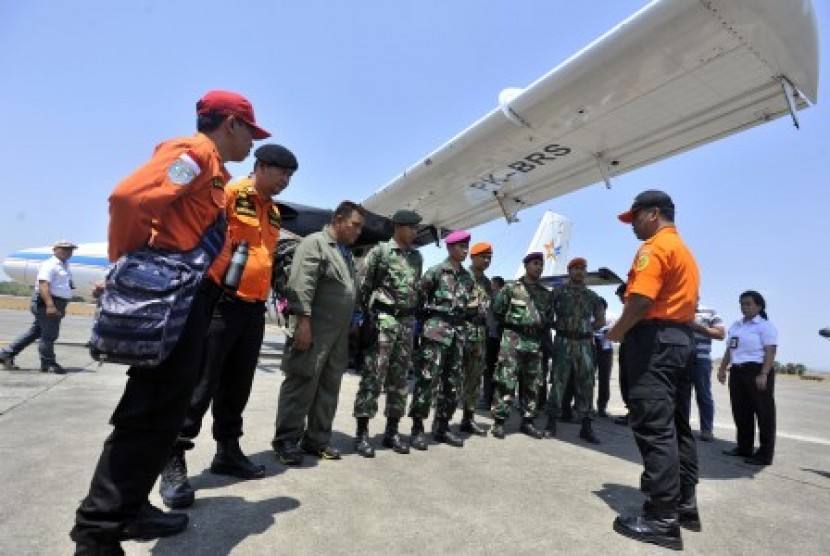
[545,257,606,443]
[490,252,550,439]
[407,230,475,449]
[353,209,424,457]
[272,201,365,465]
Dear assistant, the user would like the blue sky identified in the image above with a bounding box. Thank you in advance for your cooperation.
[1,1,828,369]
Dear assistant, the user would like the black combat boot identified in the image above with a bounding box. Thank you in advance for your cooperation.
[677,484,701,532]
[543,417,557,438]
[613,501,682,551]
[433,419,464,447]
[520,417,544,439]
[210,438,266,479]
[381,417,409,454]
[491,418,506,439]
[409,418,428,451]
[159,450,195,509]
[354,417,375,458]
[579,417,600,444]
[459,409,486,436]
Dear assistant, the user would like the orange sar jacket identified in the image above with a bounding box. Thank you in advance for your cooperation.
[625,226,699,322]
[207,177,281,302]
[107,133,230,262]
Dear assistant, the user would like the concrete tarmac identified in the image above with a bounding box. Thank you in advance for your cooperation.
[1,308,829,555]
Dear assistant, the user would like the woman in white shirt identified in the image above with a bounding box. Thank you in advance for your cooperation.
[717,291,778,466]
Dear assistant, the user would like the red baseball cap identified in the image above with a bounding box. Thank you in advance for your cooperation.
[196,90,271,139]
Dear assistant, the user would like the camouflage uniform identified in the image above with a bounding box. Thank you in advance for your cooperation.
[461,269,492,412]
[408,259,474,422]
[547,284,603,421]
[492,277,551,420]
[353,239,423,419]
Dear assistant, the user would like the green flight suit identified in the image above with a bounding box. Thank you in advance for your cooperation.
[274,226,357,449]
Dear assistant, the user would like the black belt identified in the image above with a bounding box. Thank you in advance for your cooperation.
[554,329,593,340]
[638,318,691,329]
[427,311,467,326]
[504,323,542,336]
[205,279,265,308]
[373,303,417,318]
[731,362,762,370]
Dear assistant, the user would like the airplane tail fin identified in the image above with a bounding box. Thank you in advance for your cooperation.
[514,211,572,279]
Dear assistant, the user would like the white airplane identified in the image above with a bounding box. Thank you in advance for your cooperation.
[3,0,819,299]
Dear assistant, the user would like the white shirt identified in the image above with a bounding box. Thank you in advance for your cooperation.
[595,313,617,350]
[37,256,73,300]
[726,315,777,365]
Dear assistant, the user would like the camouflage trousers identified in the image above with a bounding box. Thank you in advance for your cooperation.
[547,337,596,420]
[492,346,543,421]
[353,318,415,419]
[461,336,486,412]
[408,334,464,421]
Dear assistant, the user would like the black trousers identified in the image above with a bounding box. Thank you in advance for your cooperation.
[728,363,776,460]
[618,343,630,409]
[180,287,266,443]
[622,321,698,509]
[71,282,220,545]
[596,346,614,411]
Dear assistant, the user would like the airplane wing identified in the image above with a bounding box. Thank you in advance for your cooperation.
[362,0,819,232]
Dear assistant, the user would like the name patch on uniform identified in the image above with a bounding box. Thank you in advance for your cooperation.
[235,196,257,217]
[268,208,281,229]
[167,151,202,186]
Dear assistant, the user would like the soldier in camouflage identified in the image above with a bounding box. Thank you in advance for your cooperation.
[490,252,550,439]
[458,242,494,436]
[407,230,475,449]
[545,257,606,443]
[353,210,424,457]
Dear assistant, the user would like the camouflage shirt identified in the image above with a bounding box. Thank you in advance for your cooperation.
[465,268,492,342]
[420,258,475,346]
[550,283,604,338]
[359,239,423,312]
[493,277,551,351]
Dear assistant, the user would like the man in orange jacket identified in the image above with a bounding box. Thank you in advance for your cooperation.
[159,144,298,509]
[71,91,270,556]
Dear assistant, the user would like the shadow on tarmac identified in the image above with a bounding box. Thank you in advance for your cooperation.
[149,495,300,555]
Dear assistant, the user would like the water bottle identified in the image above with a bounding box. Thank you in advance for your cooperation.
[223,240,249,290]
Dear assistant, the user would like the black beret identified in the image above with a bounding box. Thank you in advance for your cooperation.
[254,144,298,170]
[523,251,544,264]
[391,209,422,225]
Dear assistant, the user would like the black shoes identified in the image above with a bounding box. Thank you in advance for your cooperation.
[613,414,629,426]
[355,433,375,458]
[597,408,608,418]
[520,419,544,439]
[74,541,125,555]
[121,502,188,540]
[41,363,66,374]
[677,485,701,532]
[699,430,714,442]
[459,410,487,436]
[355,417,376,458]
[744,452,773,466]
[579,418,600,444]
[159,451,194,509]
[0,353,20,370]
[491,420,505,439]
[300,442,341,460]
[613,514,683,551]
[382,432,410,454]
[433,420,464,447]
[409,419,428,451]
[543,418,557,438]
[210,439,265,479]
[273,439,304,466]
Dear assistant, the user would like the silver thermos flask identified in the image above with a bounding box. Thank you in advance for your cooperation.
[223,240,249,290]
